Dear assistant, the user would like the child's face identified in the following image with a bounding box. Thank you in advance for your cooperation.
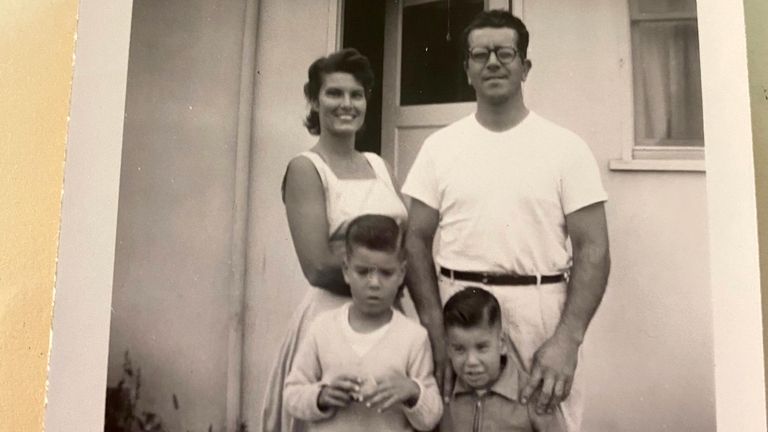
[343,246,405,318]
[446,322,505,390]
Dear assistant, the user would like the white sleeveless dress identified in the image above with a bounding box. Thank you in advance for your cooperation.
[261,151,408,432]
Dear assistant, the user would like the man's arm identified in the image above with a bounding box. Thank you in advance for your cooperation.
[404,198,453,400]
[521,201,610,413]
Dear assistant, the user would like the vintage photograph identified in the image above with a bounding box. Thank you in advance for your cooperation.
[99,0,721,431]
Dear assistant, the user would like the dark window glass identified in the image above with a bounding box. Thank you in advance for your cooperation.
[343,0,386,153]
[400,0,483,106]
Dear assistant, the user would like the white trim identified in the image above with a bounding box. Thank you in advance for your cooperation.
[404,0,441,6]
[487,0,510,10]
[380,0,403,166]
[633,145,705,160]
[225,0,260,429]
[396,102,476,127]
[631,12,698,21]
[44,0,134,430]
[511,0,524,16]
[699,0,766,429]
[608,158,705,172]
[327,0,343,53]
[617,0,706,173]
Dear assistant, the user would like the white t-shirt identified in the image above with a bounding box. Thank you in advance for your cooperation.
[339,302,393,357]
[401,112,607,275]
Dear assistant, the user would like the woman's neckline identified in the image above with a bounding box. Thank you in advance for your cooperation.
[309,149,378,180]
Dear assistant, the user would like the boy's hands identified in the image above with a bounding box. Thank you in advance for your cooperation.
[317,374,361,411]
[365,374,421,412]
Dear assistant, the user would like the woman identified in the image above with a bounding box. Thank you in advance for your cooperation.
[261,48,407,432]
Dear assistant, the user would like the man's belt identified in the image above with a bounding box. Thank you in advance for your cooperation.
[439,267,566,286]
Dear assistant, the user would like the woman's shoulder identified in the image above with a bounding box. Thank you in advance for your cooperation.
[282,152,329,201]
[288,151,324,170]
[285,151,331,182]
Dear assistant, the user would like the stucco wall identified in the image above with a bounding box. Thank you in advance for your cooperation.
[522,1,715,430]
[105,0,247,429]
[241,0,337,426]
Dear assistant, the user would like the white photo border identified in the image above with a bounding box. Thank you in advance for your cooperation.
[45,0,766,430]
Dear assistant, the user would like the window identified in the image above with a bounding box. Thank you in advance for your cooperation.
[400,0,484,106]
[613,0,705,171]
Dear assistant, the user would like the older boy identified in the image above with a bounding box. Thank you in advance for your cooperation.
[283,214,442,432]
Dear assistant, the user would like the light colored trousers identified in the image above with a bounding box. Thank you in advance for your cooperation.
[438,273,585,432]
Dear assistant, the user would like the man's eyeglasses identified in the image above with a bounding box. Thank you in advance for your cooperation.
[467,46,520,65]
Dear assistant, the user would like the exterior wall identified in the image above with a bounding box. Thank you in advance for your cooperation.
[241,0,337,426]
[522,1,715,430]
[0,1,77,430]
[106,0,247,430]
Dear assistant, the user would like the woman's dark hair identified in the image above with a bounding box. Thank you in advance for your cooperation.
[303,48,375,135]
[462,10,530,62]
[443,287,502,330]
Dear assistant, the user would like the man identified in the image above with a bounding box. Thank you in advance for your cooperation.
[401,10,610,432]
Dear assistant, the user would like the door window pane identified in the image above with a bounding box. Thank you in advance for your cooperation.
[400,0,483,105]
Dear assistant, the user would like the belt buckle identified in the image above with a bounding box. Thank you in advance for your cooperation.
[481,273,490,284]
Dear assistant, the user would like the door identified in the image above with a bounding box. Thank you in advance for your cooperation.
[381,0,520,183]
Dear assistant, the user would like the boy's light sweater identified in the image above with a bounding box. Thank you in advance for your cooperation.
[283,304,443,432]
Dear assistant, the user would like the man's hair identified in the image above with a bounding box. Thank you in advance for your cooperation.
[345,214,403,257]
[303,48,375,135]
[462,10,530,62]
[443,287,502,330]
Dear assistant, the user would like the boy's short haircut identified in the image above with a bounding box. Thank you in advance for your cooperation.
[345,214,404,257]
[443,287,501,330]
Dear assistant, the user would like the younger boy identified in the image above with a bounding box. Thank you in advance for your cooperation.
[283,214,443,432]
[441,287,567,432]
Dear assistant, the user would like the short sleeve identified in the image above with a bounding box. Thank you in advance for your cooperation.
[401,138,440,210]
[560,138,607,215]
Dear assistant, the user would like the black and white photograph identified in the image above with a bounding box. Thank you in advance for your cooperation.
[44,0,767,431]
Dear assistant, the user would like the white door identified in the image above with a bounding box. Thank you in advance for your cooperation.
[381,0,520,183]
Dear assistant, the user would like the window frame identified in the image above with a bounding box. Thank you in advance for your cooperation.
[610,0,706,172]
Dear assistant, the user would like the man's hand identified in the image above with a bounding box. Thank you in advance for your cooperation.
[365,374,421,412]
[428,331,454,403]
[520,332,579,414]
[317,374,361,411]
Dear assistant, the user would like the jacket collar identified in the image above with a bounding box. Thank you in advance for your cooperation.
[452,356,521,402]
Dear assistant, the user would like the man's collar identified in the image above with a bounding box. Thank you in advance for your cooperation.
[452,356,521,402]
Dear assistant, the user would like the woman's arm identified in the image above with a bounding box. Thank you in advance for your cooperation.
[283,156,349,295]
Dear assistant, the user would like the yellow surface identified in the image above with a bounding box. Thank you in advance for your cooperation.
[0,1,78,430]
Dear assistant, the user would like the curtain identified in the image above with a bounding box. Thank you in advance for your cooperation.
[634,20,704,144]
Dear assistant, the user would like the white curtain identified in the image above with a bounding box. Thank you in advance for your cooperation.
[634,20,704,144]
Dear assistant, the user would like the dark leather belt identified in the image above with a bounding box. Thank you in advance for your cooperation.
[439,267,566,286]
